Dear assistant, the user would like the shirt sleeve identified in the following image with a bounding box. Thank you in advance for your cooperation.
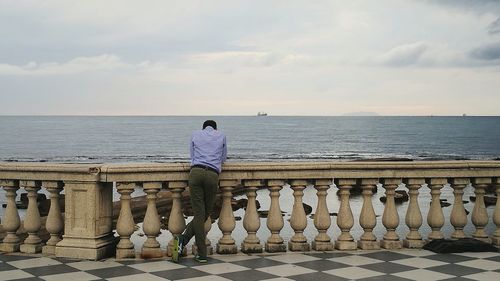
[222,135,227,162]
[189,134,194,161]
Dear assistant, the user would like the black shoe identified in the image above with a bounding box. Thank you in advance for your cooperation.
[194,255,208,263]
[172,235,184,263]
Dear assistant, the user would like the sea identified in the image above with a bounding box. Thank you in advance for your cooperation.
[1,116,499,163]
[1,116,499,249]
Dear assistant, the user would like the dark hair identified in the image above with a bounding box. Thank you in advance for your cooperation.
[203,120,217,130]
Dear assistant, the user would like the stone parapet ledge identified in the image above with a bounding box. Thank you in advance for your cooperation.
[0,163,101,182]
[100,161,500,183]
[2,161,500,183]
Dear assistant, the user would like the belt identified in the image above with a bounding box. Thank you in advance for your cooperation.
[191,164,219,175]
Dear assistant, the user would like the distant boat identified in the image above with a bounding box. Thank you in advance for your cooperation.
[257,111,268,116]
[462,113,467,117]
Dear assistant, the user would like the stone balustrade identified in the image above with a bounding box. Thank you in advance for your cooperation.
[0,161,499,260]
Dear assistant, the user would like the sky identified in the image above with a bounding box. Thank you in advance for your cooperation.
[1,0,499,116]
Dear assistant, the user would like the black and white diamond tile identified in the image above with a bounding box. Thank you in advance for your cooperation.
[1,249,499,281]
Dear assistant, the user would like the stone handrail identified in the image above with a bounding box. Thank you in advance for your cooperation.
[0,161,499,260]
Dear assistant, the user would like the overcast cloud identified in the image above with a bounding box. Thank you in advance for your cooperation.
[1,0,500,115]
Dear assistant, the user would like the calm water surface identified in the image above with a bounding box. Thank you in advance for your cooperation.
[1,116,499,162]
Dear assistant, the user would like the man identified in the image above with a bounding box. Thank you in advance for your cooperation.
[172,120,227,263]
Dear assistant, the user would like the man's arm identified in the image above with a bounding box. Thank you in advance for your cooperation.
[222,135,227,162]
[190,134,195,161]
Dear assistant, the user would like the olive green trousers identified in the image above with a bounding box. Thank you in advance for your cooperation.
[181,167,219,257]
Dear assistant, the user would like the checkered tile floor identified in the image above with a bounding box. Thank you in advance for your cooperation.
[1,249,500,281]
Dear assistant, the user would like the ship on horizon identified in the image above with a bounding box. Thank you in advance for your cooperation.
[257,111,268,116]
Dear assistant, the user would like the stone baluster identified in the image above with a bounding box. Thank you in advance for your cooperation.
[241,180,263,253]
[426,178,447,240]
[312,179,334,251]
[492,178,500,246]
[403,178,425,248]
[217,180,238,254]
[116,182,136,259]
[20,181,43,253]
[334,179,357,250]
[167,181,187,256]
[380,178,402,249]
[0,180,21,252]
[449,178,470,239]
[42,181,64,255]
[265,180,287,252]
[288,180,309,251]
[471,178,492,243]
[358,179,380,250]
[141,182,163,258]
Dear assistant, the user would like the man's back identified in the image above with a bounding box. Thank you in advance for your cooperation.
[190,126,227,173]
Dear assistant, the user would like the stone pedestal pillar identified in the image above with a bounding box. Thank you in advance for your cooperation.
[471,178,492,243]
[403,178,425,248]
[492,178,500,246]
[42,181,64,255]
[0,180,21,252]
[265,180,287,253]
[288,180,310,251]
[334,179,357,250]
[241,180,263,253]
[141,182,164,259]
[217,180,239,254]
[20,181,43,253]
[450,178,469,240]
[380,178,402,249]
[55,180,115,260]
[358,179,380,250]
[312,179,334,251]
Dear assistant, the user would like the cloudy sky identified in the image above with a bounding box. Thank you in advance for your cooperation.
[1,0,499,116]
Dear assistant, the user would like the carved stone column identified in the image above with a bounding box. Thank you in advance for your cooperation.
[0,180,21,252]
[492,178,500,246]
[450,178,470,239]
[141,182,163,259]
[20,181,43,253]
[241,179,263,253]
[167,181,187,256]
[55,175,115,260]
[217,180,238,254]
[115,182,136,259]
[426,178,447,240]
[265,179,287,252]
[358,179,379,250]
[312,179,333,251]
[380,178,402,249]
[403,178,425,248]
[42,181,64,255]
[334,179,356,250]
[471,178,492,243]
[288,180,310,251]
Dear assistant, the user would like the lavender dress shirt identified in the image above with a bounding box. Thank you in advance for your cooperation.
[190,126,227,173]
